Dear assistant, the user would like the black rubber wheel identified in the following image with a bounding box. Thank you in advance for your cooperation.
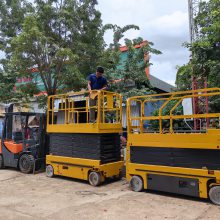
[0,154,4,169]
[19,154,35,174]
[209,186,220,205]
[46,165,54,178]
[88,172,101,186]
[130,175,143,192]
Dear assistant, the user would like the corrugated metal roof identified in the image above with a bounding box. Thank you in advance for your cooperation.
[149,74,176,93]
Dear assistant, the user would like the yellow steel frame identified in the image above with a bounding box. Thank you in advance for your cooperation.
[126,88,220,198]
[127,87,220,134]
[47,90,122,133]
[46,155,124,182]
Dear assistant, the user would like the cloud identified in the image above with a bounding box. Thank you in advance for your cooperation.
[143,11,189,37]
[97,0,155,26]
[140,11,190,85]
[150,61,177,86]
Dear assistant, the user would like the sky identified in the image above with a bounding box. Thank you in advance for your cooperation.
[97,0,190,86]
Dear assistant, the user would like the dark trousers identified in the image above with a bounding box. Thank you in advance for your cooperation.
[89,98,97,122]
[89,97,103,123]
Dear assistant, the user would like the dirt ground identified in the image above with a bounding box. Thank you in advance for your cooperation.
[0,169,220,220]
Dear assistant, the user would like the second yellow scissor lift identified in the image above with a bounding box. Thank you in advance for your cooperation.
[126,88,220,205]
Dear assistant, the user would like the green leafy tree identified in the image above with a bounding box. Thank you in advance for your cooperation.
[103,36,161,99]
[175,64,192,90]
[0,0,161,108]
[176,0,220,89]
[96,24,161,99]
[0,67,19,104]
[0,62,39,106]
[0,0,104,101]
[175,0,220,112]
[192,0,220,84]
[98,24,140,71]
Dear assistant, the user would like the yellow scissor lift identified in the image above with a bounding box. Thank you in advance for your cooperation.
[126,88,220,204]
[46,90,123,186]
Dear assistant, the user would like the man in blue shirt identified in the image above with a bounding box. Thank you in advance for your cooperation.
[88,67,107,123]
[88,67,107,91]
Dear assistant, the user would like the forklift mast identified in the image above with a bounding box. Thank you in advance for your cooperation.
[5,103,14,140]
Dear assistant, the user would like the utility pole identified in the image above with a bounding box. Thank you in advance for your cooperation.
[188,0,201,44]
[188,0,209,130]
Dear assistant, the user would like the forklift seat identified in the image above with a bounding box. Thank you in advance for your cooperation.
[13,131,23,143]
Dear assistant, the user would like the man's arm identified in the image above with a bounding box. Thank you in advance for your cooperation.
[88,81,92,92]
[101,78,108,90]
[101,84,107,90]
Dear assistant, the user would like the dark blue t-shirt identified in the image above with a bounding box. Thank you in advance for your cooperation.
[88,73,107,90]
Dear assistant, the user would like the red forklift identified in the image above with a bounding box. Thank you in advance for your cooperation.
[0,105,47,173]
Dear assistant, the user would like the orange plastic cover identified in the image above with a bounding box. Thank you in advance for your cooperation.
[2,140,23,154]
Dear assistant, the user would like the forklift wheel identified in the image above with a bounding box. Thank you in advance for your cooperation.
[209,186,220,205]
[89,172,101,186]
[0,155,4,169]
[46,165,54,178]
[130,176,143,192]
[19,154,34,174]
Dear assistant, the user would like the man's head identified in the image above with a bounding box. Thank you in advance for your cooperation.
[96,66,104,78]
